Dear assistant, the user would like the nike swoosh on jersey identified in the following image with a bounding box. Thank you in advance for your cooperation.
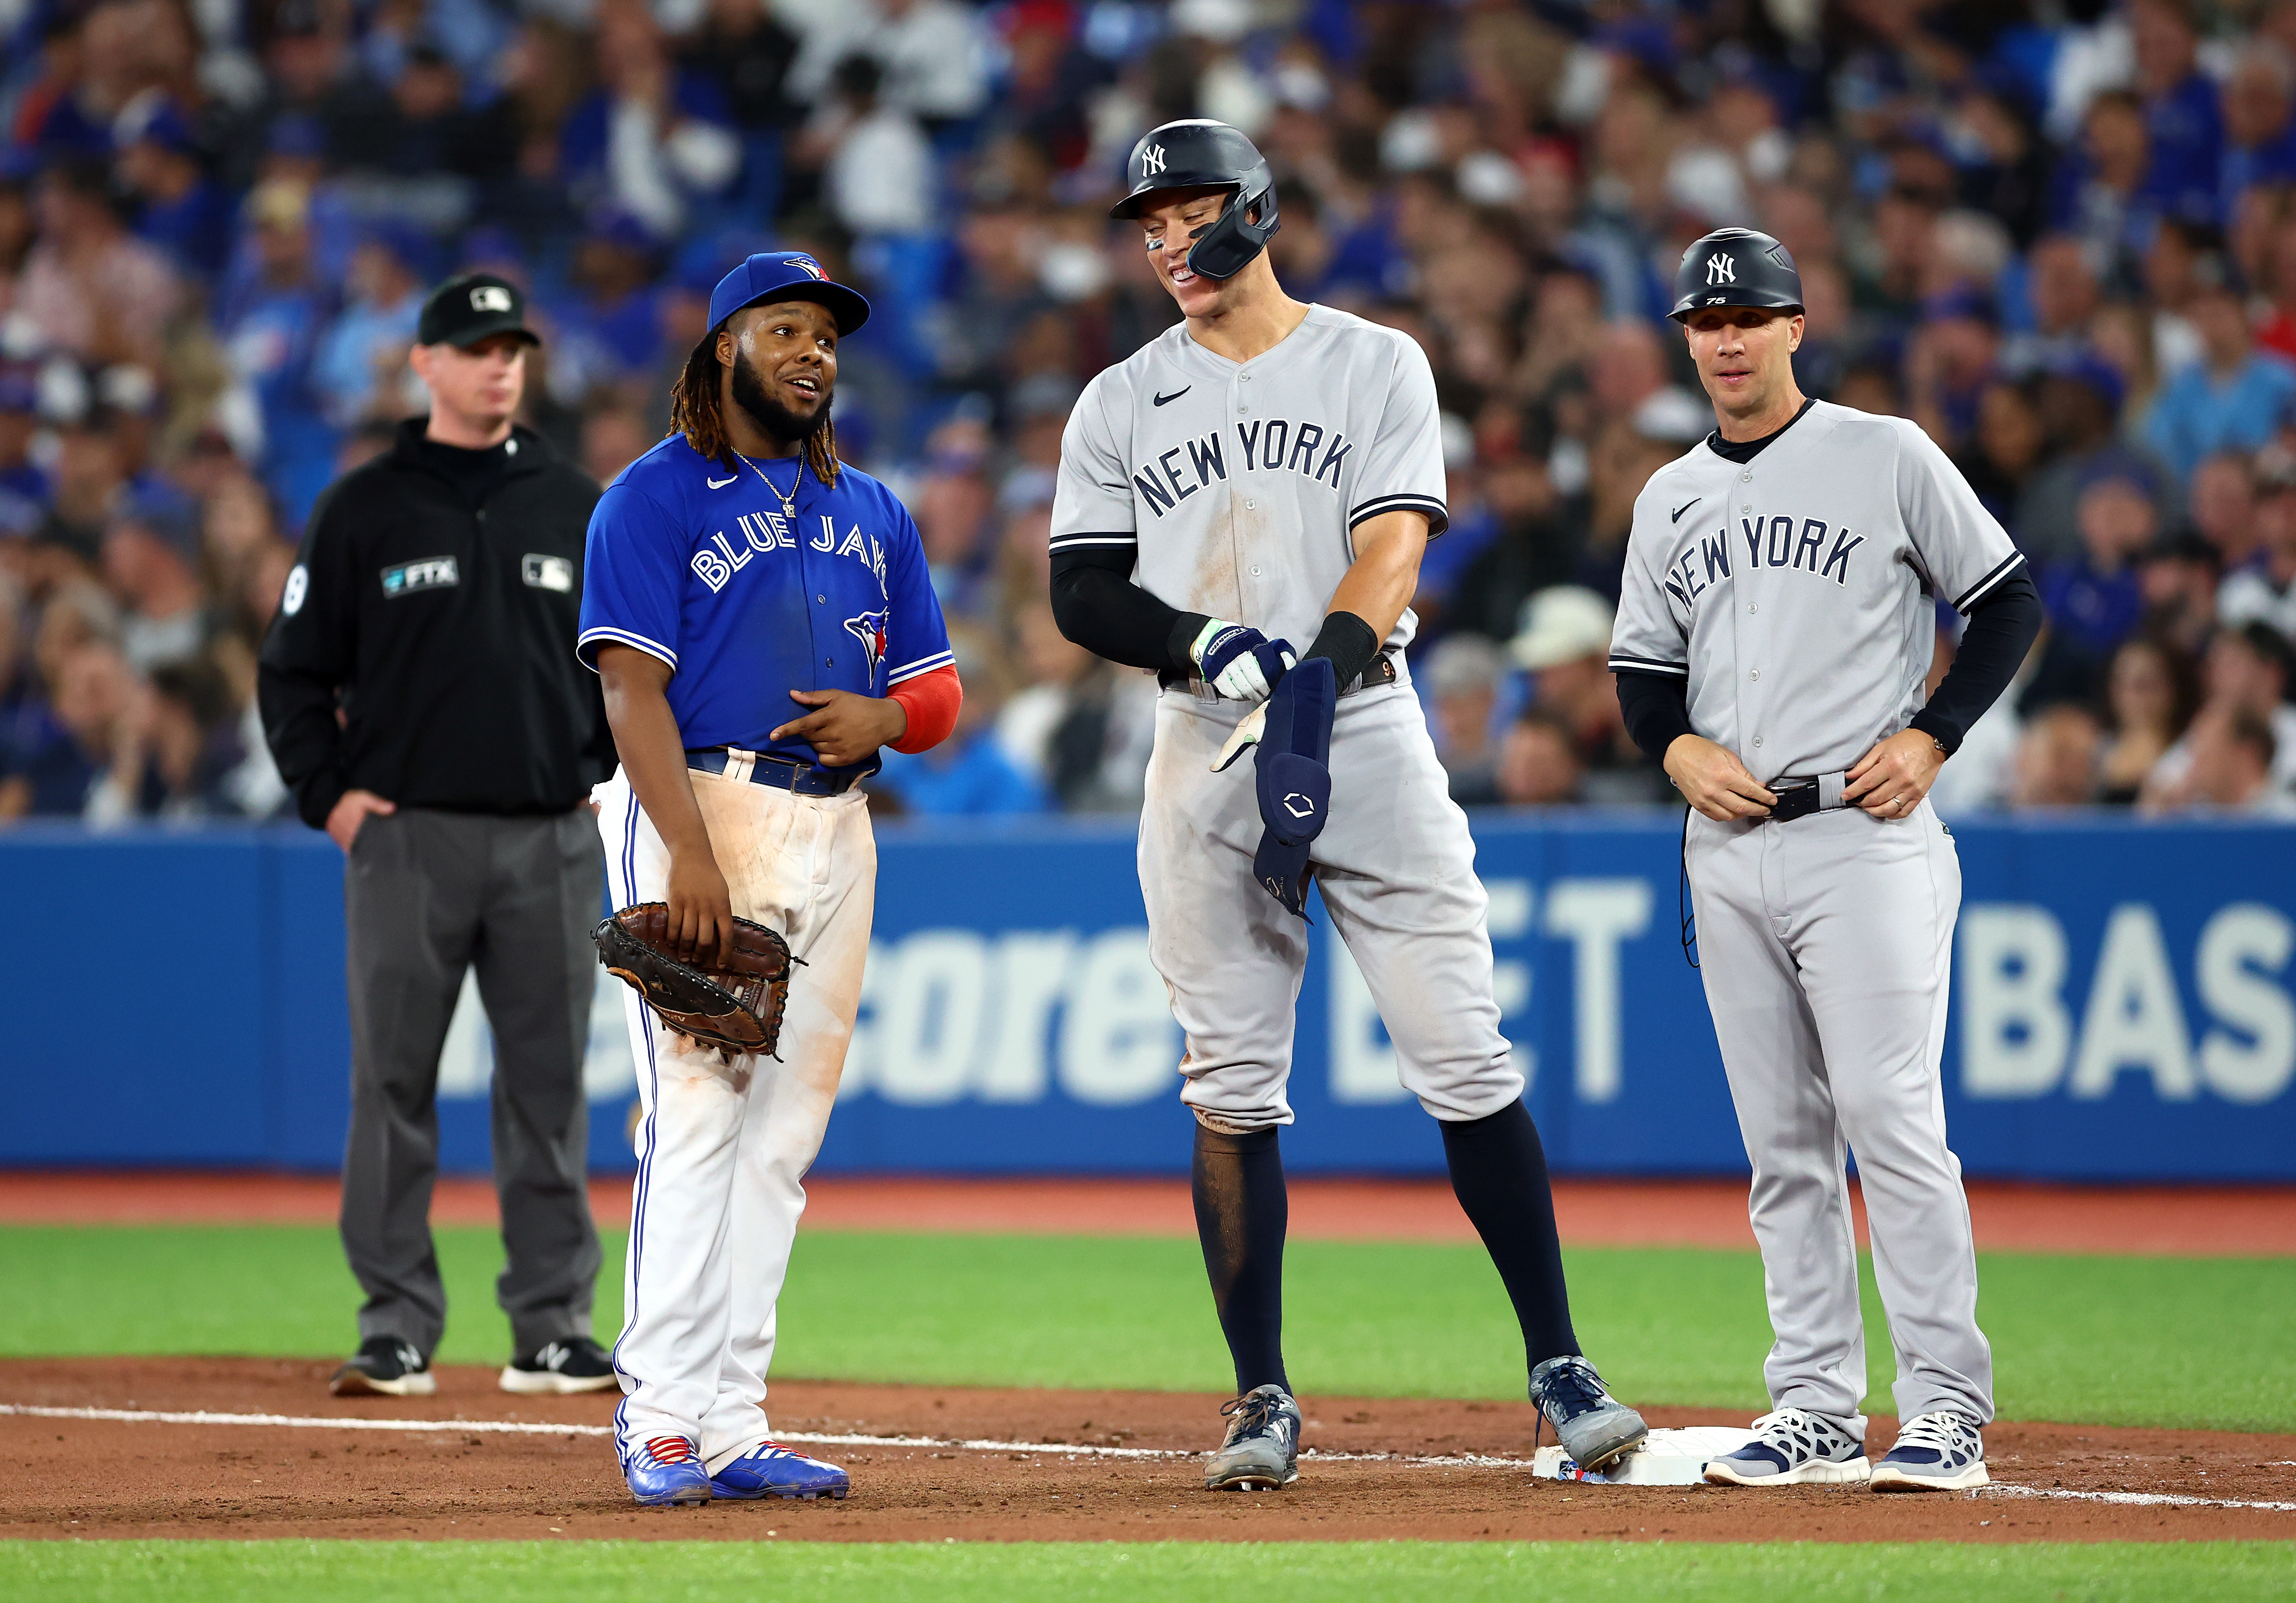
[707,474,739,489]
[1153,387,1190,407]
[1670,498,1702,523]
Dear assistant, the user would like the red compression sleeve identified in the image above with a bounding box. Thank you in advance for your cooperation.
[887,664,963,753]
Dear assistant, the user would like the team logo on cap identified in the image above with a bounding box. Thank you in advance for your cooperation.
[1706,254,1736,285]
[1142,144,1166,174]
[469,285,514,313]
[791,255,827,280]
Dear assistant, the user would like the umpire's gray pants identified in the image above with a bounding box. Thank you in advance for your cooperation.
[342,807,605,1356]
[1685,798,1993,1430]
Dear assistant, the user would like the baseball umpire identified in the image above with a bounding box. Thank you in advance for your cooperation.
[1050,119,1648,1490]
[260,274,619,1399]
[1611,228,2043,1490]
[581,251,961,1507]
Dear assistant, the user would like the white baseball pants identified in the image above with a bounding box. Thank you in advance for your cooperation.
[593,761,874,1472]
[1686,798,1993,1429]
[1138,684,1523,1130]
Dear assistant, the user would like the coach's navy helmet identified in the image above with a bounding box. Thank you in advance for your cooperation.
[707,250,871,337]
[1111,119,1281,280]
[1669,227,1804,322]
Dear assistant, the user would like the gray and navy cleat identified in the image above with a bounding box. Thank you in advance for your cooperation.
[1205,1384,1301,1490]
[709,1441,852,1500]
[1870,1411,1989,1492]
[623,1436,712,1507]
[1703,1408,1871,1486]
[327,1337,435,1398]
[1529,1355,1648,1472]
[500,1336,617,1395]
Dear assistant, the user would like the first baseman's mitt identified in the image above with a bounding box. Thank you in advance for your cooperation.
[594,903,799,1057]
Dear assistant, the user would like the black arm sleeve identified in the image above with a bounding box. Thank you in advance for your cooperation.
[1049,543,1206,673]
[256,484,358,828]
[1908,568,2043,755]
[1616,669,1695,765]
[1302,610,1379,687]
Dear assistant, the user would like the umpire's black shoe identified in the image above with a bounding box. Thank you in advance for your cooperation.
[329,1336,436,1397]
[501,1336,617,1395]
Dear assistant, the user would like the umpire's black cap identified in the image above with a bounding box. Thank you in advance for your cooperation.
[1669,227,1804,322]
[418,273,540,348]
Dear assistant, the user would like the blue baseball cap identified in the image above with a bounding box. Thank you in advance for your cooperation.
[706,251,870,338]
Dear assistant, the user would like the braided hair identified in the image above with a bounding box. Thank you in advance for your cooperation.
[666,330,842,486]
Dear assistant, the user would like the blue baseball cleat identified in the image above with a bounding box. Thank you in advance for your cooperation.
[623,1436,712,1507]
[710,1441,852,1500]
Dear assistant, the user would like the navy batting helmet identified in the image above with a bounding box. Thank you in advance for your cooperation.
[1110,119,1280,280]
[1669,227,1804,322]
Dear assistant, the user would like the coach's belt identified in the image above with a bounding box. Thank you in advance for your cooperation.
[1761,771,1849,823]
[1159,651,1400,702]
[687,748,855,796]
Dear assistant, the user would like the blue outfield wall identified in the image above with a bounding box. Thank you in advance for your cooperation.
[1,815,2291,1182]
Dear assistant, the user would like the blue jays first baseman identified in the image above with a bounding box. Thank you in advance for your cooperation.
[579,252,960,1508]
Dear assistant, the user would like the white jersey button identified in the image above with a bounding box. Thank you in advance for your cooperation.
[1750,669,1760,680]
[1250,565,1262,576]
[1740,471,1752,482]
[1748,603,1757,613]
[1754,737,1763,747]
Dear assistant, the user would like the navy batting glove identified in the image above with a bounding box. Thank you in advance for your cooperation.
[1192,619,1297,704]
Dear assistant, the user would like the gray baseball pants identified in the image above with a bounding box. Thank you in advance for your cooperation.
[1685,797,1993,1430]
[341,807,605,1357]
[1138,683,1523,1130]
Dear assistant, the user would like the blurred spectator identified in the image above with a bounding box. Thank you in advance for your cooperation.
[2098,635,2199,803]
[114,98,234,284]
[1495,707,1583,807]
[558,2,740,240]
[220,179,338,520]
[809,55,934,241]
[102,505,206,673]
[16,158,181,364]
[2041,466,2159,674]
[2188,449,2261,568]
[1422,633,1508,808]
[2143,281,2296,479]
[2221,452,2296,640]
[2143,622,2296,809]
[788,0,992,129]
[580,403,653,486]
[2010,701,2104,808]
[2138,529,2226,660]
[311,228,427,429]
[2178,707,2296,814]
[1507,586,1661,805]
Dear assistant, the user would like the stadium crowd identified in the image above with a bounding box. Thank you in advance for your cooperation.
[2,0,2294,824]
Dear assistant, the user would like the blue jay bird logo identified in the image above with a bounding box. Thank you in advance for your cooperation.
[843,609,889,674]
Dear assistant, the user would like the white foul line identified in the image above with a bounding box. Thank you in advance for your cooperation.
[4,1404,2289,1512]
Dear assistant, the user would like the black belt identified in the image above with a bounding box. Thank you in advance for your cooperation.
[686,748,855,796]
[1159,652,1400,699]
[1763,772,1848,822]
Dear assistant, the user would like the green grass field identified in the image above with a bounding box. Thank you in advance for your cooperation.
[3,1540,2292,1603]
[2,1224,2292,1430]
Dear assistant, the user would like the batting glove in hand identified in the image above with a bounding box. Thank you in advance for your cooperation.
[1192,619,1296,703]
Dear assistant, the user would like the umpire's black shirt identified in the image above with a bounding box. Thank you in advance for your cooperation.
[260,418,613,829]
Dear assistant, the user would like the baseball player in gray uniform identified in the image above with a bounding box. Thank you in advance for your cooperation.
[1050,120,1647,1490]
[1610,229,2043,1491]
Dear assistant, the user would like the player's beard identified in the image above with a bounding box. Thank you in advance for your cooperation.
[729,348,832,447]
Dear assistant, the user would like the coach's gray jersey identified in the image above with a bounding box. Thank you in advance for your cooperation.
[1609,401,2024,781]
[1050,305,1448,663]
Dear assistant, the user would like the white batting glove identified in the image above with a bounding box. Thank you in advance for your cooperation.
[1191,619,1297,704]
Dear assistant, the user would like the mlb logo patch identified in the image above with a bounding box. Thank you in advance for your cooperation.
[469,285,514,313]
[522,553,574,593]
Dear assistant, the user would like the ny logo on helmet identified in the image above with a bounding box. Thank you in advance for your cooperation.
[1706,254,1736,285]
[1142,144,1166,175]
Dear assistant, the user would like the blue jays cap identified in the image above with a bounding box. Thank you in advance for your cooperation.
[706,251,870,338]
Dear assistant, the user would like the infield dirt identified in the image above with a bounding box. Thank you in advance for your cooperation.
[3,1358,2290,1545]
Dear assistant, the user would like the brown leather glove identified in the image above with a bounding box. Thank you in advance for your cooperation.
[594,902,800,1057]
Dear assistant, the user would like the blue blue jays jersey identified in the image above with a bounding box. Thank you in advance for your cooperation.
[577,436,952,775]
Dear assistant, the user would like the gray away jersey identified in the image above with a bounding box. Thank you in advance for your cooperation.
[1609,400,2025,782]
[1050,305,1448,661]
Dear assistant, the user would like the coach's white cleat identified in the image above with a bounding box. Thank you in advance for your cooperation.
[1870,1411,1989,1491]
[1703,1408,1871,1486]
